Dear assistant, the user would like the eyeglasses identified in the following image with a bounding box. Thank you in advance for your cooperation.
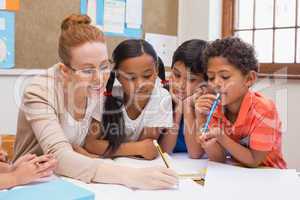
[67,60,113,78]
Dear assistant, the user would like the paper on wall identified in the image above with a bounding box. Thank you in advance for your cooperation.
[125,0,142,29]
[145,33,178,67]
[103,0,125,33]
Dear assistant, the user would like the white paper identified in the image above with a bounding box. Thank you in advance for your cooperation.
[0,38,7,63]
[114,153,207,180]
[145,33,178,67]
[134,179,205,200]
[204,161,300,200]
[63,177,132,200]
[0,0,6,10]
[58,157,300,200]
[63,177,205,200]
[87,0,97,26]
[125,0,142,29]
[167,153,207,179]
[104,0,125,33]
[0,17,5,30]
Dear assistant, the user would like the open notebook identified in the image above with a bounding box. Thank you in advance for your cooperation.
[63,177,205,200]
[108,153,208,181]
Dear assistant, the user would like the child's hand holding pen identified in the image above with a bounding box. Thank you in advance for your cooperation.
[194,87,220,117]
[196,127,225,147]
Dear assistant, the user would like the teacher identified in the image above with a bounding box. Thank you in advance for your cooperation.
[13,14,177,190]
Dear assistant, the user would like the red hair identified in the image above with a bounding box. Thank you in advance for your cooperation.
[58,14,105,65]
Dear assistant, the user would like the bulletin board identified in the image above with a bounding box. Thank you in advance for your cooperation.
[14,0,178,69]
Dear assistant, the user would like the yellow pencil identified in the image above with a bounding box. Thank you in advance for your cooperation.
[153,140,170,168]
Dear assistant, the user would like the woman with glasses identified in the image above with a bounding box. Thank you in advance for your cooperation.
[13,14,178,190]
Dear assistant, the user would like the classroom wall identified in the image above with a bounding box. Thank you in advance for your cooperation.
[15,0,178,69]
[177,0,222,43]
[0,70,38,134]
[0,75,20,134]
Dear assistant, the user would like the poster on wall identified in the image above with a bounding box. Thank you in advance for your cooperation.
[81,0,143,38]
[0,11,14,69]
[145,33,178,67]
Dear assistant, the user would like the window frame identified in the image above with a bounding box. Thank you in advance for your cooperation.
[222,0,300,79]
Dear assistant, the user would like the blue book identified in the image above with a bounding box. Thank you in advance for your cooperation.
[0,178,94,200]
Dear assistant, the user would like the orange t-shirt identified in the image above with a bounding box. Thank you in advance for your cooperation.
[209,90,287,169]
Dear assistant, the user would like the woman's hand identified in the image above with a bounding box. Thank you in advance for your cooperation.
[124,166,178,190]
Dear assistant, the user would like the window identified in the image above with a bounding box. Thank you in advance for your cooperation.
[222,0,300,77]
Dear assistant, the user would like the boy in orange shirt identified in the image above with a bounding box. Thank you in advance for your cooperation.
[195,37,286,169]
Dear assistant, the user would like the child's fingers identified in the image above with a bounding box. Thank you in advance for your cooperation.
[0,150,7,156]
[36,158,57,173]
[204,131,217,140]
[198,136,209,148]
[200,94,218,101]
[29,155,51,165]
[205,127,223,140]
[38,170,53,178]
[210,127,224,137]
[44,153,54,158]
[193,89,205,100]
[22,154,36,161]
[195,135,201,143]
[196,134,206,145]
[14,154,36,166]
[195,98,215,108]
[0,150,8,161]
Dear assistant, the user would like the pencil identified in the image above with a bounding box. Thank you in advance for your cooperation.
[201,92,221,134]
[153,140,170,168]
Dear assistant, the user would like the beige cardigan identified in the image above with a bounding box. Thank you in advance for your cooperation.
[13,64,105,183]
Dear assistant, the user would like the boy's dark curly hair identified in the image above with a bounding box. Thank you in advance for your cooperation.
[203,37,259,75]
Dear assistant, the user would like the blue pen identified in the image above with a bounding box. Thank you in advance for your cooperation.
[201,93,221,134]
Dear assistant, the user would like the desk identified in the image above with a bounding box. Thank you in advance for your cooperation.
[63,154,207,200]
[2,154,299,200]
[62,155,300,200]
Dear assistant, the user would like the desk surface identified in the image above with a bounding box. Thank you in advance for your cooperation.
[2,154,299,200]
[62,154,300,200]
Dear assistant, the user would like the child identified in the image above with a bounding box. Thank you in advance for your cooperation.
[0,149,57,189]
[81,39,173,159]
[159,39,208,159]
[196,37,286,168]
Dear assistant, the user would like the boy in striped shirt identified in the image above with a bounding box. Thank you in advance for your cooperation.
[195,37,286,169]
